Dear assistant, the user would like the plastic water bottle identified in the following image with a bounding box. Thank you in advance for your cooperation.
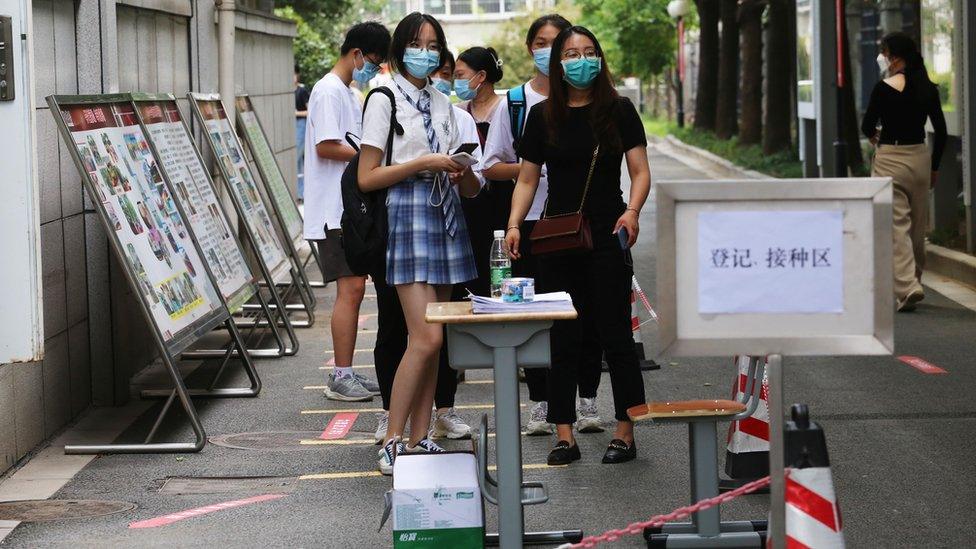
[490,230,511,298]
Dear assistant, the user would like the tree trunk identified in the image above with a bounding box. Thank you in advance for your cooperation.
[763,0,792,154]
[694,0,720,131]
[738,0,764,145]
[715,0,740,139]
[841,18,864,172]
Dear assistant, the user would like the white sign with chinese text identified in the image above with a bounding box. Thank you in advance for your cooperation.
[697,210,844,314]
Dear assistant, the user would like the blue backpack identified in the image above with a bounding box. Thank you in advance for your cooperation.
[506,84,528,154]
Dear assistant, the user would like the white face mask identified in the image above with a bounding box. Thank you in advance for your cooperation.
[876,53,890,75]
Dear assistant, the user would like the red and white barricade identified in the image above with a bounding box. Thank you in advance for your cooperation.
[723,356,770,484]
[783,467,845,548]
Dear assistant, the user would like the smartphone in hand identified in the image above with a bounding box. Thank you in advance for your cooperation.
[616,227,630,250]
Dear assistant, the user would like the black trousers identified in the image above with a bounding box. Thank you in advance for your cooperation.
[540,218,645,424]
[517,220,604,403]
[373,276,460,411]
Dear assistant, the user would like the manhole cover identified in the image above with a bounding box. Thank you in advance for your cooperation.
[210,430,373,450]
[158,476,298,495]
[0,500,136,522]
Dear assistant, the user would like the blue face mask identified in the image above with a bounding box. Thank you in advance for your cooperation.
[431,78,452,96]
[453,78,480,101]
[352,52,380,85]
[561,57,602,89]
[403,47,441,79]
[533,47,552,76]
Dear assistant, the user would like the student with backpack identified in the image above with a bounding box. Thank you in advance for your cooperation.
[366,50,484,445]
[481,14,606,438]
[304,22,390,402]
[357,13,482,475]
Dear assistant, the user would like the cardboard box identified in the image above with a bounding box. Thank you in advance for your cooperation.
[392,452,484,548]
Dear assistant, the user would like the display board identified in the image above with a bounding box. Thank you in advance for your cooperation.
[234,95,304,247]
[49,96,225,355]
[656,178,894,357]
[132,95,256,313]
[187,95,291,282]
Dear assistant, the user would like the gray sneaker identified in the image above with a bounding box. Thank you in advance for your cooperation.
[576,397,605,433]
[323,372,373,402]
[354,372,381,395]
[525,401,553,436]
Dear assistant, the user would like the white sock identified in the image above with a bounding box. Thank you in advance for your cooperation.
[334,366,354,379]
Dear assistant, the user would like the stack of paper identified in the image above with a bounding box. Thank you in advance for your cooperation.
[469,292,575,314]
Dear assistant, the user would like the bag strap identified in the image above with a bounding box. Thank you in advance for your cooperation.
[507,84,527,153]
[542,145,599,219]
[364,87,403,166]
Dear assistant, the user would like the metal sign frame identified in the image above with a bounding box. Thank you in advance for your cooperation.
[656,178,894,357]
[187,92,315,328]
[47,93,260,455]
[130,93,297,358]
[234,93,324,291]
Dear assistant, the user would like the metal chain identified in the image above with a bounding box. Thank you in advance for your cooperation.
[557,474,775,548]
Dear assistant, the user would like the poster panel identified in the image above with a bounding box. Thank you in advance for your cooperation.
[133,95,256,313]
[234,95,304,247]
[51,97,224,354]
[188,95,291,281]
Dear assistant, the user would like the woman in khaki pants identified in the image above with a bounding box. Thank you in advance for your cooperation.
[862,32,947,312]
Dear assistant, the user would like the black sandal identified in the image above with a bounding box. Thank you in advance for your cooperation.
[547,440,581,465]
[602,438,636,464]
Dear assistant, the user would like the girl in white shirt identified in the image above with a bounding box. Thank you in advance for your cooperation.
[358,12,481,474]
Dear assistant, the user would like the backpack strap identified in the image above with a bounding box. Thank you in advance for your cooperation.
[506,84,527,154]
[364,87,403,166]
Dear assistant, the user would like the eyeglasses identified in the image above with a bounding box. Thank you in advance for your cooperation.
[408,41,442,53]
[562,49,600,61]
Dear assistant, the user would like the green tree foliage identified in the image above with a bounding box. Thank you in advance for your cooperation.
[575,0,674,80]
[276,6,334,83]
[277,0,388,83]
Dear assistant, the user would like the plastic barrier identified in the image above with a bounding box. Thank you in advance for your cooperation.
[722,355,771,492]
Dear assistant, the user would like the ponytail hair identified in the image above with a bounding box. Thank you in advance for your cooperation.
[881,32,937,107]
[457,47,504,84]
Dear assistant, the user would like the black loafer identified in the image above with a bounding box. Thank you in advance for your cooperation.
[602,439,636,464]
[547,440,581,465]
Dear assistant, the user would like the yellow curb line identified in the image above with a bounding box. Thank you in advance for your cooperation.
[318,365,375,370]
[461,380,494,385]
[323,349,373,355]
[300,404,523,415]
[297,432,527,445]
[298,463,563,480]
[304,380,492,390]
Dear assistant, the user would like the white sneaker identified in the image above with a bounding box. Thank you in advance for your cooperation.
[431,408,472,440]
[576,397,605,433]
[378,436,404,475]
[374,411,389,444]
[403,438,446,454]
[525,401,553,436]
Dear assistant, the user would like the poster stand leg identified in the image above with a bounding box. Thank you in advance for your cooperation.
[767,354,786,548]
[141,316,261,399]
[64,350,207,455]
[184,290,292,358]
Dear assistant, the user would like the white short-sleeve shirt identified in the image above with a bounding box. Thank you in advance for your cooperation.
[452,105,485,189]
[361,73,462,170]
[482,80,549,221]
[303,73,362,240]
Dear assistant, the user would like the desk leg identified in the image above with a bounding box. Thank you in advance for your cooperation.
[493,346,524,549]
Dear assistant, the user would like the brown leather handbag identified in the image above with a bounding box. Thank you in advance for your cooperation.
[529,145,599,256]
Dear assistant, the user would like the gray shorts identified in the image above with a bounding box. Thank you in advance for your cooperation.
[312,229,357,282]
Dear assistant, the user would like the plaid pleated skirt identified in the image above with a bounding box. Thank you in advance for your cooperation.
[386,178,478,286]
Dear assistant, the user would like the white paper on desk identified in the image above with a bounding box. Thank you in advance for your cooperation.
[697,210,844,314]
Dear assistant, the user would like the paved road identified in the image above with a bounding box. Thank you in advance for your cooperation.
[4,146,975,548]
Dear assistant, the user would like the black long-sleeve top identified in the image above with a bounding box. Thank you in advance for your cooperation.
[861,78,948,171]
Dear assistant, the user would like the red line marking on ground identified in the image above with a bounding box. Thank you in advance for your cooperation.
[898,355,948,375]
[128,494,287,529]
[320,412,358,440]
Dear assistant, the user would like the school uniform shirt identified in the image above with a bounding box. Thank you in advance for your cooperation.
[361,73,463,167]
[303,73,362,240]
[482,80,548,220]
[518,97,646,223]
[453,105,485,189]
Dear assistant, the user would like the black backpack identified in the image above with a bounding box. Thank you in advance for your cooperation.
[340,87,403,277]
